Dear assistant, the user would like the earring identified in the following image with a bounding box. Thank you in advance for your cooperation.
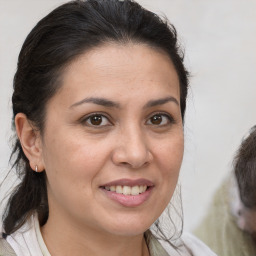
[35,165,38,172]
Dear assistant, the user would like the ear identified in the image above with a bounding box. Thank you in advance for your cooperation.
[15,113,44,172]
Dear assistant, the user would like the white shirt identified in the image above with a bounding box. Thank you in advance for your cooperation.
[6,215,50,256]
[5,214,217,256]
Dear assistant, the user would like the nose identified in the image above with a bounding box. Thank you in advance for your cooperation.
[112,127,153,169]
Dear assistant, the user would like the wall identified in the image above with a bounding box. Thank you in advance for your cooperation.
[0,0,256,231]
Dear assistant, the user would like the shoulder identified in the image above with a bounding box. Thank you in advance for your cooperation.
[0,224,16,255]
[194,177,256,256]
[0,214,43,256]
[148,230,217,256]
[181,232,218,256]
[0,235,16,256]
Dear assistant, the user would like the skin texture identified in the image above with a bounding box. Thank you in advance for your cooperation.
[15,43,184,256]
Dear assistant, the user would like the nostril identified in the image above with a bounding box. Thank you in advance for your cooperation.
[120,162,129,166]
[111,144,152,169]
[119,161,147,169]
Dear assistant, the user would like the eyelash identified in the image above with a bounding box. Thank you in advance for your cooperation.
[81,112,112,127]
[146,112,175,126]
[81,112,175,127]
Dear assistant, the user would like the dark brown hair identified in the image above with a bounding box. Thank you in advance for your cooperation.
[3,0,189,239]
[234,126,256,208]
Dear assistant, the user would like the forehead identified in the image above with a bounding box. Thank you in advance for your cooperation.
[55,43,180,105]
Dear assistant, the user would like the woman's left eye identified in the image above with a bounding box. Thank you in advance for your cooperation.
[146,114,173,126]
[83,114,111,127]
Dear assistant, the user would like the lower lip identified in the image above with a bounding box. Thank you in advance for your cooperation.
[101,187,153,207]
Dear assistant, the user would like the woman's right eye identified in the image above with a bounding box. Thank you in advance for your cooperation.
[83,114,111,127]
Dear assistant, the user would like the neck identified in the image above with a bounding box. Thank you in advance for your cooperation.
[41,213,149,256]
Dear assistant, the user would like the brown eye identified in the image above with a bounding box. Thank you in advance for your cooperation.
[146,113,173,126]
[84,114,111,127]
[150,115,162,125]
[90,115,102,125]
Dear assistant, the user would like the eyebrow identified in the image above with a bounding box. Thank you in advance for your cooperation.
[70,96,179,109]
[70,97,120,108]
[143,96,179,108]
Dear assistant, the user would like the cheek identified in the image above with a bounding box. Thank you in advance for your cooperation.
[41,136,112,218]
[155,133,184,195]
[41,132,109,193]
[157,133,184,173]
[43,128,107,167]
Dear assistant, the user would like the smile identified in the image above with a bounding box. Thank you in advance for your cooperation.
[104,185,147,195]
[100,179,154,207]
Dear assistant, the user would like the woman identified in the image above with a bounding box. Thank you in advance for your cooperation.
[0,0,216,255]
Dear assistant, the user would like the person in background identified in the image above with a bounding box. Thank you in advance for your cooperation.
[195,126,256,256]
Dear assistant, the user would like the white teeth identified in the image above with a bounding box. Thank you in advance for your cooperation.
[123,186,131,195]
[140,185,147,193]
[131,186,140,195]
[104,185,148,195]
[116,185,122,194]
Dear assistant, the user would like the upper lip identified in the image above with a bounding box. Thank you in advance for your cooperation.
[100,178,154,187]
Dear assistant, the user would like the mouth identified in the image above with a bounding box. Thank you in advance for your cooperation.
[101,185,148,195]
[99,179,154,207]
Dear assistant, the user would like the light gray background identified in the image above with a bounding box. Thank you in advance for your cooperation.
[0,0,256,232]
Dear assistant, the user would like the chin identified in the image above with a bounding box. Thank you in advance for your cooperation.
[109,228,148,237]
[105,218,153,237]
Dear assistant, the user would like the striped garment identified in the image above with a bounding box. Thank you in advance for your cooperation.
[1,214,217,256]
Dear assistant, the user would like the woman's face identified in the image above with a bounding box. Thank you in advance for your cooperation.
[39,43,184,237]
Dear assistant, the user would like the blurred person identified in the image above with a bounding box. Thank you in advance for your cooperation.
[195,126,256,256]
